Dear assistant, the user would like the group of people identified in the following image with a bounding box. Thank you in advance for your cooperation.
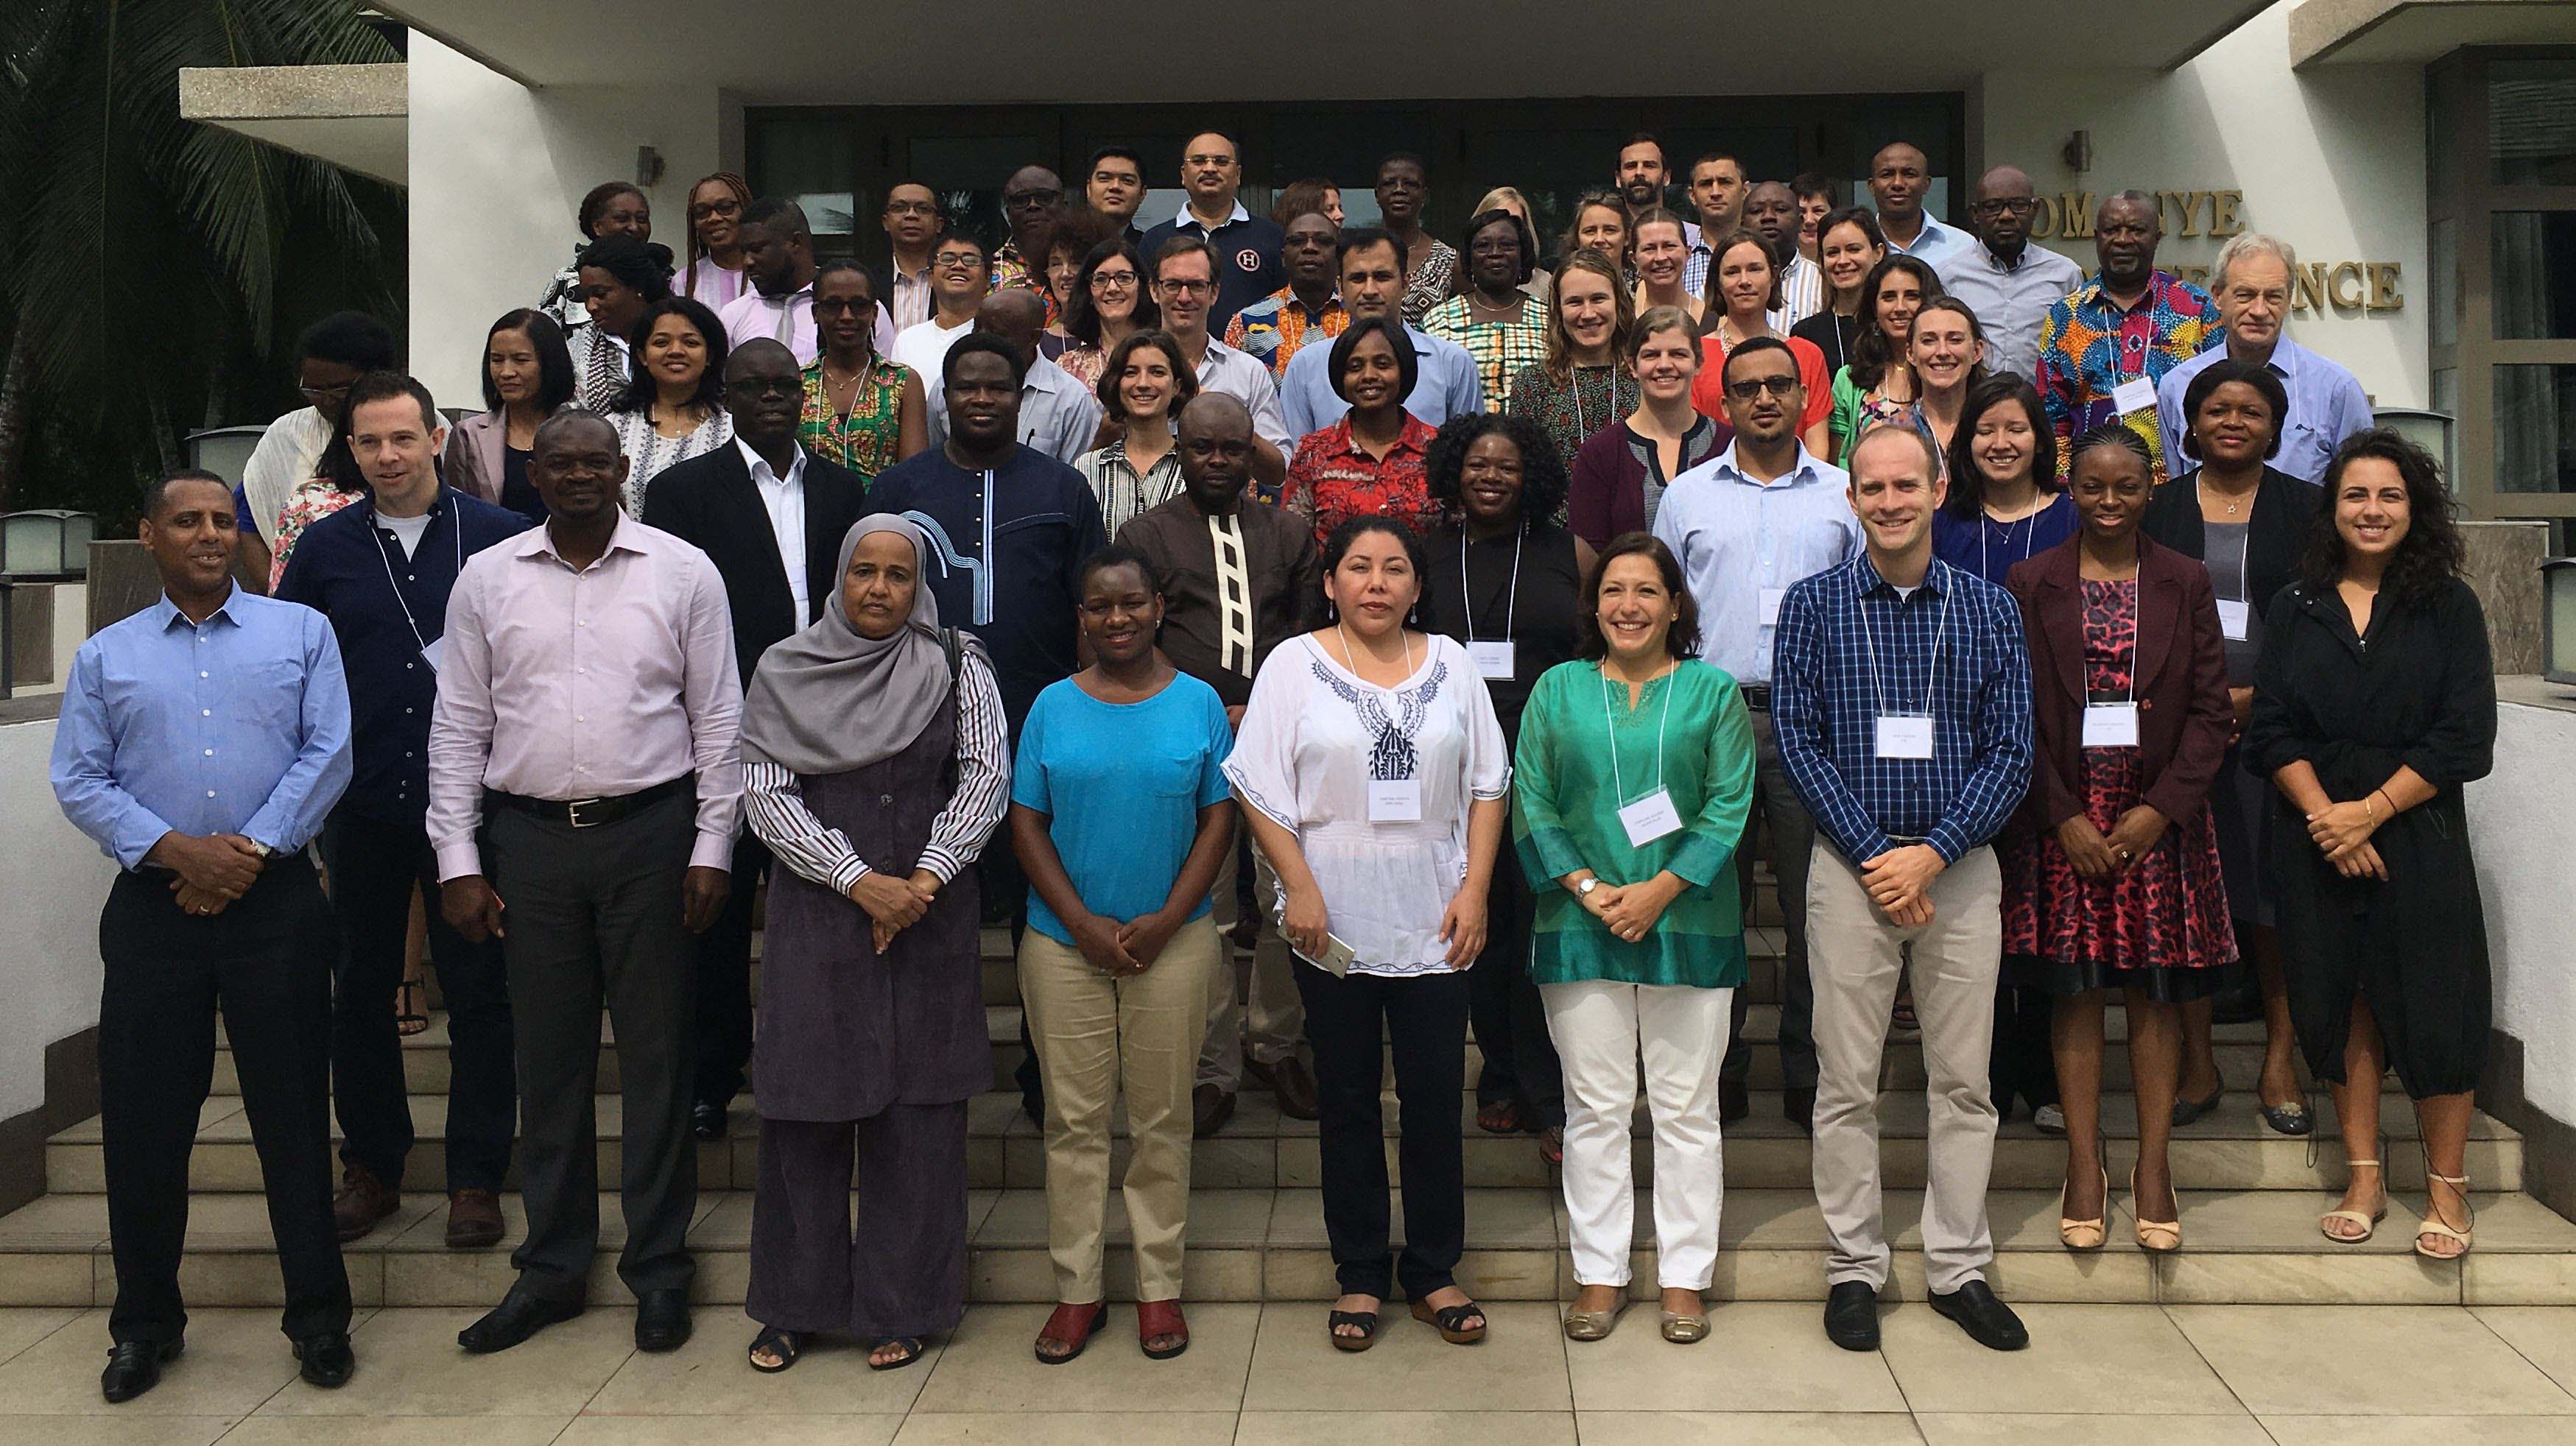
[48,127,2497,1403]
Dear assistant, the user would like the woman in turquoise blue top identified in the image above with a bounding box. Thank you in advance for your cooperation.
[1512,532,1754,1347]
[1010,546,1236,1367]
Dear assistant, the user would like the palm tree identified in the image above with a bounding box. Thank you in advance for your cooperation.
[0,0,401,518]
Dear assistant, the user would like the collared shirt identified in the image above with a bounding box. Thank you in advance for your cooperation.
[1138,201,1287,331]
[680,255,751,312]
[2155,335,2375,484]
[716,286,822,365]
[1771,253,1826,332]
[52,587,352,870]
[1225,286,1350,376]
[1072,435,1186,537]
[1280,413,1443,549]
[738,438,811,613]
[1771,554,2033,867]
[1879,213,1973,269]
[2036,269,2223,484]
[923,353,1106,463]
[1116,493,1319,708]
[1683,233,1716,302]
[1650,442,1864,686]
[1193,334,1295,456]
[1279,322,1486,442]
[272,488,532,825]
[1935,242,2088,383]
[426,512,745,880]
[887,261,934,331]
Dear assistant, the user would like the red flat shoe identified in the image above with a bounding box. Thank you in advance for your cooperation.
[1137,1299,1189,1360]
[1035,1302,1107,1364]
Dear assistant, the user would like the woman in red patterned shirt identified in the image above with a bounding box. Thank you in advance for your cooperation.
[1282,317,1445,549]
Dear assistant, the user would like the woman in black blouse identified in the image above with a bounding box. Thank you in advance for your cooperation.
[2142,359,2321,1138]
[1421,412,1594,1161]
[2244,430,2496,1260]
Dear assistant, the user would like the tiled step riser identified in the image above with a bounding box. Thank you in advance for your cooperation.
[45,1132,2522,1197]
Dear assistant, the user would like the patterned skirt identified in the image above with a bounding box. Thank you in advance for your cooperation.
[2002,747,2239,1002]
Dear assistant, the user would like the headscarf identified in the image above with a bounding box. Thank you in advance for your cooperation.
[738,515,949,775]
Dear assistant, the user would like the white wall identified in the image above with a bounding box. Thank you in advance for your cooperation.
[407,35,728,405]
[2469,699,2576,1124]
[0,719,118,1119]
[1974,1,2428,409]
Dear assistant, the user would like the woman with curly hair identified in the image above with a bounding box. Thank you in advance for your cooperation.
[2245,430,2497,1260]
[1418,412,1595,1160]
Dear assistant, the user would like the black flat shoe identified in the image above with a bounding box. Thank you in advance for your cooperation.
[2258,1099,2314,1136]
[691,1102,730,1140]
[1784,1087,1817,1135]
[635,1288,692,1352]
[100,1338,181,1403]
[293,1332,355,1388]
[457,1286,585,1354]
[1928,1279,2029,1352]
[2170,1087,2223,1128]
[1823,1280,1879,1351]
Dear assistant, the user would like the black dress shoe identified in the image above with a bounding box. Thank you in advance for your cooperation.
[1928,1279,2030,1352]
[293,1331,356,1388]
[457,1286,585,1353]
[1823,1280,1880,1351]
[100,1338,181,1403]
[691,1101,730,1140]
[1718,1077,1750,1124]
[1784,1086,1817,1135]
[635,1288,693,1352]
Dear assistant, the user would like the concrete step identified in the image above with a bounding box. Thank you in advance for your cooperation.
[0,1181,2566,1310]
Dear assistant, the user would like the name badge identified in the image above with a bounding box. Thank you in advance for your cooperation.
[2111,376,2158,415]
[1467,640,1515,680]
[1759,588,1789,627]
[2083,702,2142,747]
[1618,789,1685,847]
[2217,598,2251,641]
[1875,715,1935,760]
[419,635,446,674]
[1368,779,1423,822]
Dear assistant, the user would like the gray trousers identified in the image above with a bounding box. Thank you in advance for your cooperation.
[1201,843,1306,1089]
[488,793,698,1301]
[1722,709,1818,1091]
[747,1104,968,1339]
[1807,839,2002,1294]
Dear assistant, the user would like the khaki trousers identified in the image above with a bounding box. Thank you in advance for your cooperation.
[1806,841,2002,1294]
[1019,915,1221,1302]
[1200,843,1307,1090]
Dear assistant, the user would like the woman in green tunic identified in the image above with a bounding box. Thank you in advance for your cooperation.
[1513,532,1754,1347]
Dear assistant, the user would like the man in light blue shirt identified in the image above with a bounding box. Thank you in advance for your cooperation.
[1935,166,2087,381]
[1870,141,1971,271]
[1651,337,1862,1132]
[1279,226,1483,445]
[2156,233,2374,483]
[51,468,355,1403]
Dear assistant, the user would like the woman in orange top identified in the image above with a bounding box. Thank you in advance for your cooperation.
[1689,230,1831,457]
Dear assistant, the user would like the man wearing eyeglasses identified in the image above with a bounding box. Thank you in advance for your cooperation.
[872,183,946,333]
[993,166,1069,311]
[1137,131,1284,333]
[1934,166,2086,382]
[1653,337,1864,1134]
[893,233,993,381]
[1147,237,1291,492]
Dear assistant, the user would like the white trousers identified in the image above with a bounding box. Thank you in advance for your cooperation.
[1541,979,1734,1291]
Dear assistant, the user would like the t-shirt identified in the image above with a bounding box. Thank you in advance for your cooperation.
[379,509,434,560]
[1010,671,1234,945]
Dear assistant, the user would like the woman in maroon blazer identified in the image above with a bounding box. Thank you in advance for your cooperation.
[2002,426,2236,1258]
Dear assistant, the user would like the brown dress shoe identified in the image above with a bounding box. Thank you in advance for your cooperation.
[1192,1084,1236,1138]
[1247,1056,1320,1121]
[331,1164,398,1243]
[446,1188,504,1249]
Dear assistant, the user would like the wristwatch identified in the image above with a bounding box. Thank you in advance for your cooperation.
[1576,878,1600,898]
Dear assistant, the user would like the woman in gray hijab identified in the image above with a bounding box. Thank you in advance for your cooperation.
[737,514,1010,1374]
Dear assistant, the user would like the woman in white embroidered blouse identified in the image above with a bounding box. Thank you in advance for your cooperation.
[1222,515,1511,1354]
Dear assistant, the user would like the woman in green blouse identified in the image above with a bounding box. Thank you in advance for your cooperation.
[1513,532,1755,1347]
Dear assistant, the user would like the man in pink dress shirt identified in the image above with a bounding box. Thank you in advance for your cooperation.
[426,410,742,1358]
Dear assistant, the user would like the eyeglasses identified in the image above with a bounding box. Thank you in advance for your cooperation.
[298,381,353,401]
[1004,188,1064,208]
[1971,198,2036,216]
[814,296,877,316]
[1091,271,1139,292]
[730,376,801,398]
[932,252,983,269]
[884,200,940,217]
[687,199,742,220]
[1725,375,1801,400]
[1156,278,1214,296]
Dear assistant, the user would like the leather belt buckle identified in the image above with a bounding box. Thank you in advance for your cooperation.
[564,797,606,829]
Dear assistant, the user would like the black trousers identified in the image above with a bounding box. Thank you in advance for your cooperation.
[1989,983,2060,1115]
[982,844,1043,1108]
[323,811,515,1191]
[99,855,351,1345]
[1294,963,1469,1299]
[1720,723,1820,1093]
[488,794,697,1300]
[1467,857,1563,1126]
[690,832,770,1110]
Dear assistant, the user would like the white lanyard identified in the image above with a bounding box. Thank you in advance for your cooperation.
[372,501,461,657]
[2194,478,2254,602]
[1600,661,1675,805]
[1571,366,1629,439]
[1331,621,1416,682]
[1457,528,1521,643]
[1978,504,2040,582]
[1856,568,1952,719]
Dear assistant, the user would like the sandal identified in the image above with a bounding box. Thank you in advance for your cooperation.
[747,1326,803,1373]
[1035,1302,1108,1364]
[1890,992,1918,1034]
[2319,1160,2387,1243]
[2415,1173,2474,1260]
[1538,1125,1563,1166]
[1137,1299,1189,1361]
[868,1336,926,1371]
[1476,1099,1526,1135]
[1410,1297,1488,1344]
[1326,1309,1379,1352]
[395,978,429,1037]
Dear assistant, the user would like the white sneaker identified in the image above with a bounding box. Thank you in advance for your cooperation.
[2033,1104,2067,1136]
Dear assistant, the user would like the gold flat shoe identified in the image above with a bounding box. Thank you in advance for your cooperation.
[1562,1308,1619,1341]
[1659,1311,1709,1344]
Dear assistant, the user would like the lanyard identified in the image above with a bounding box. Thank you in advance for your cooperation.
[1978,506,2039,581]
[1600,660,1675,805]
[1457,528,1521,645]
[1856,567,1953,719]
[1331,620,1416,683]
[1571,365,1629,439]
[372,501,461,657]
[2195,477,2255,602]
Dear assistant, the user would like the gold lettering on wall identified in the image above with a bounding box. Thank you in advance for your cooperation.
[2023,186,2393,312]
[2326,261,2366,309]
[2292,262,2329,314]
[2366,262,2403,311]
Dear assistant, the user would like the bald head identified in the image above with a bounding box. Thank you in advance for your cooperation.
[534,408,619,454]
[1177,393,1255,514]
[1178,392,1252,441]
[1868,142,1932,224]
[1970,165,2039,254]
[975,289,1047,366]
[724,336,798,382]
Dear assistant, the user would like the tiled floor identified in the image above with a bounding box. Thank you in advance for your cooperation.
[0,1301,2569,1443]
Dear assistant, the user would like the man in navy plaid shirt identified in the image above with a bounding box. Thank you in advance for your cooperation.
[1771,423,2034,1358]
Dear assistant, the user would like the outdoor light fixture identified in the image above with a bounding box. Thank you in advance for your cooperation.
[0,509,93,702]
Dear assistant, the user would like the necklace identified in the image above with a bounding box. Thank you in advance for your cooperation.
[2204,472,2256,516]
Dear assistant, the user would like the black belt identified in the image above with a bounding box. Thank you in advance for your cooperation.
[485,775,693,830]
[1740,683,1772,710]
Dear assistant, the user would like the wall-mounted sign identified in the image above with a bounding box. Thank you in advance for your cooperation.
[2030,189,2402,315]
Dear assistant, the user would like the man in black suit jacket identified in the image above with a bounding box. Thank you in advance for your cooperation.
[640,338,869,1138]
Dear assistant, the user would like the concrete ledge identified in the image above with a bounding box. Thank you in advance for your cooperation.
[178,63,407,185]
[2292,0,2576,68]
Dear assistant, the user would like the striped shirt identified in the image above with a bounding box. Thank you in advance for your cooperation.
[1770,554,2033,867]
[742,641,1010,889]
[1073,437,1186,537]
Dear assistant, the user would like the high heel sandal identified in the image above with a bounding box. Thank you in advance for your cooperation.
[2059,1159,2108,1252]
[2319,1159,2387,1244]
[2130,1166,2181,1253]
[2415,1173,2475,1260]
